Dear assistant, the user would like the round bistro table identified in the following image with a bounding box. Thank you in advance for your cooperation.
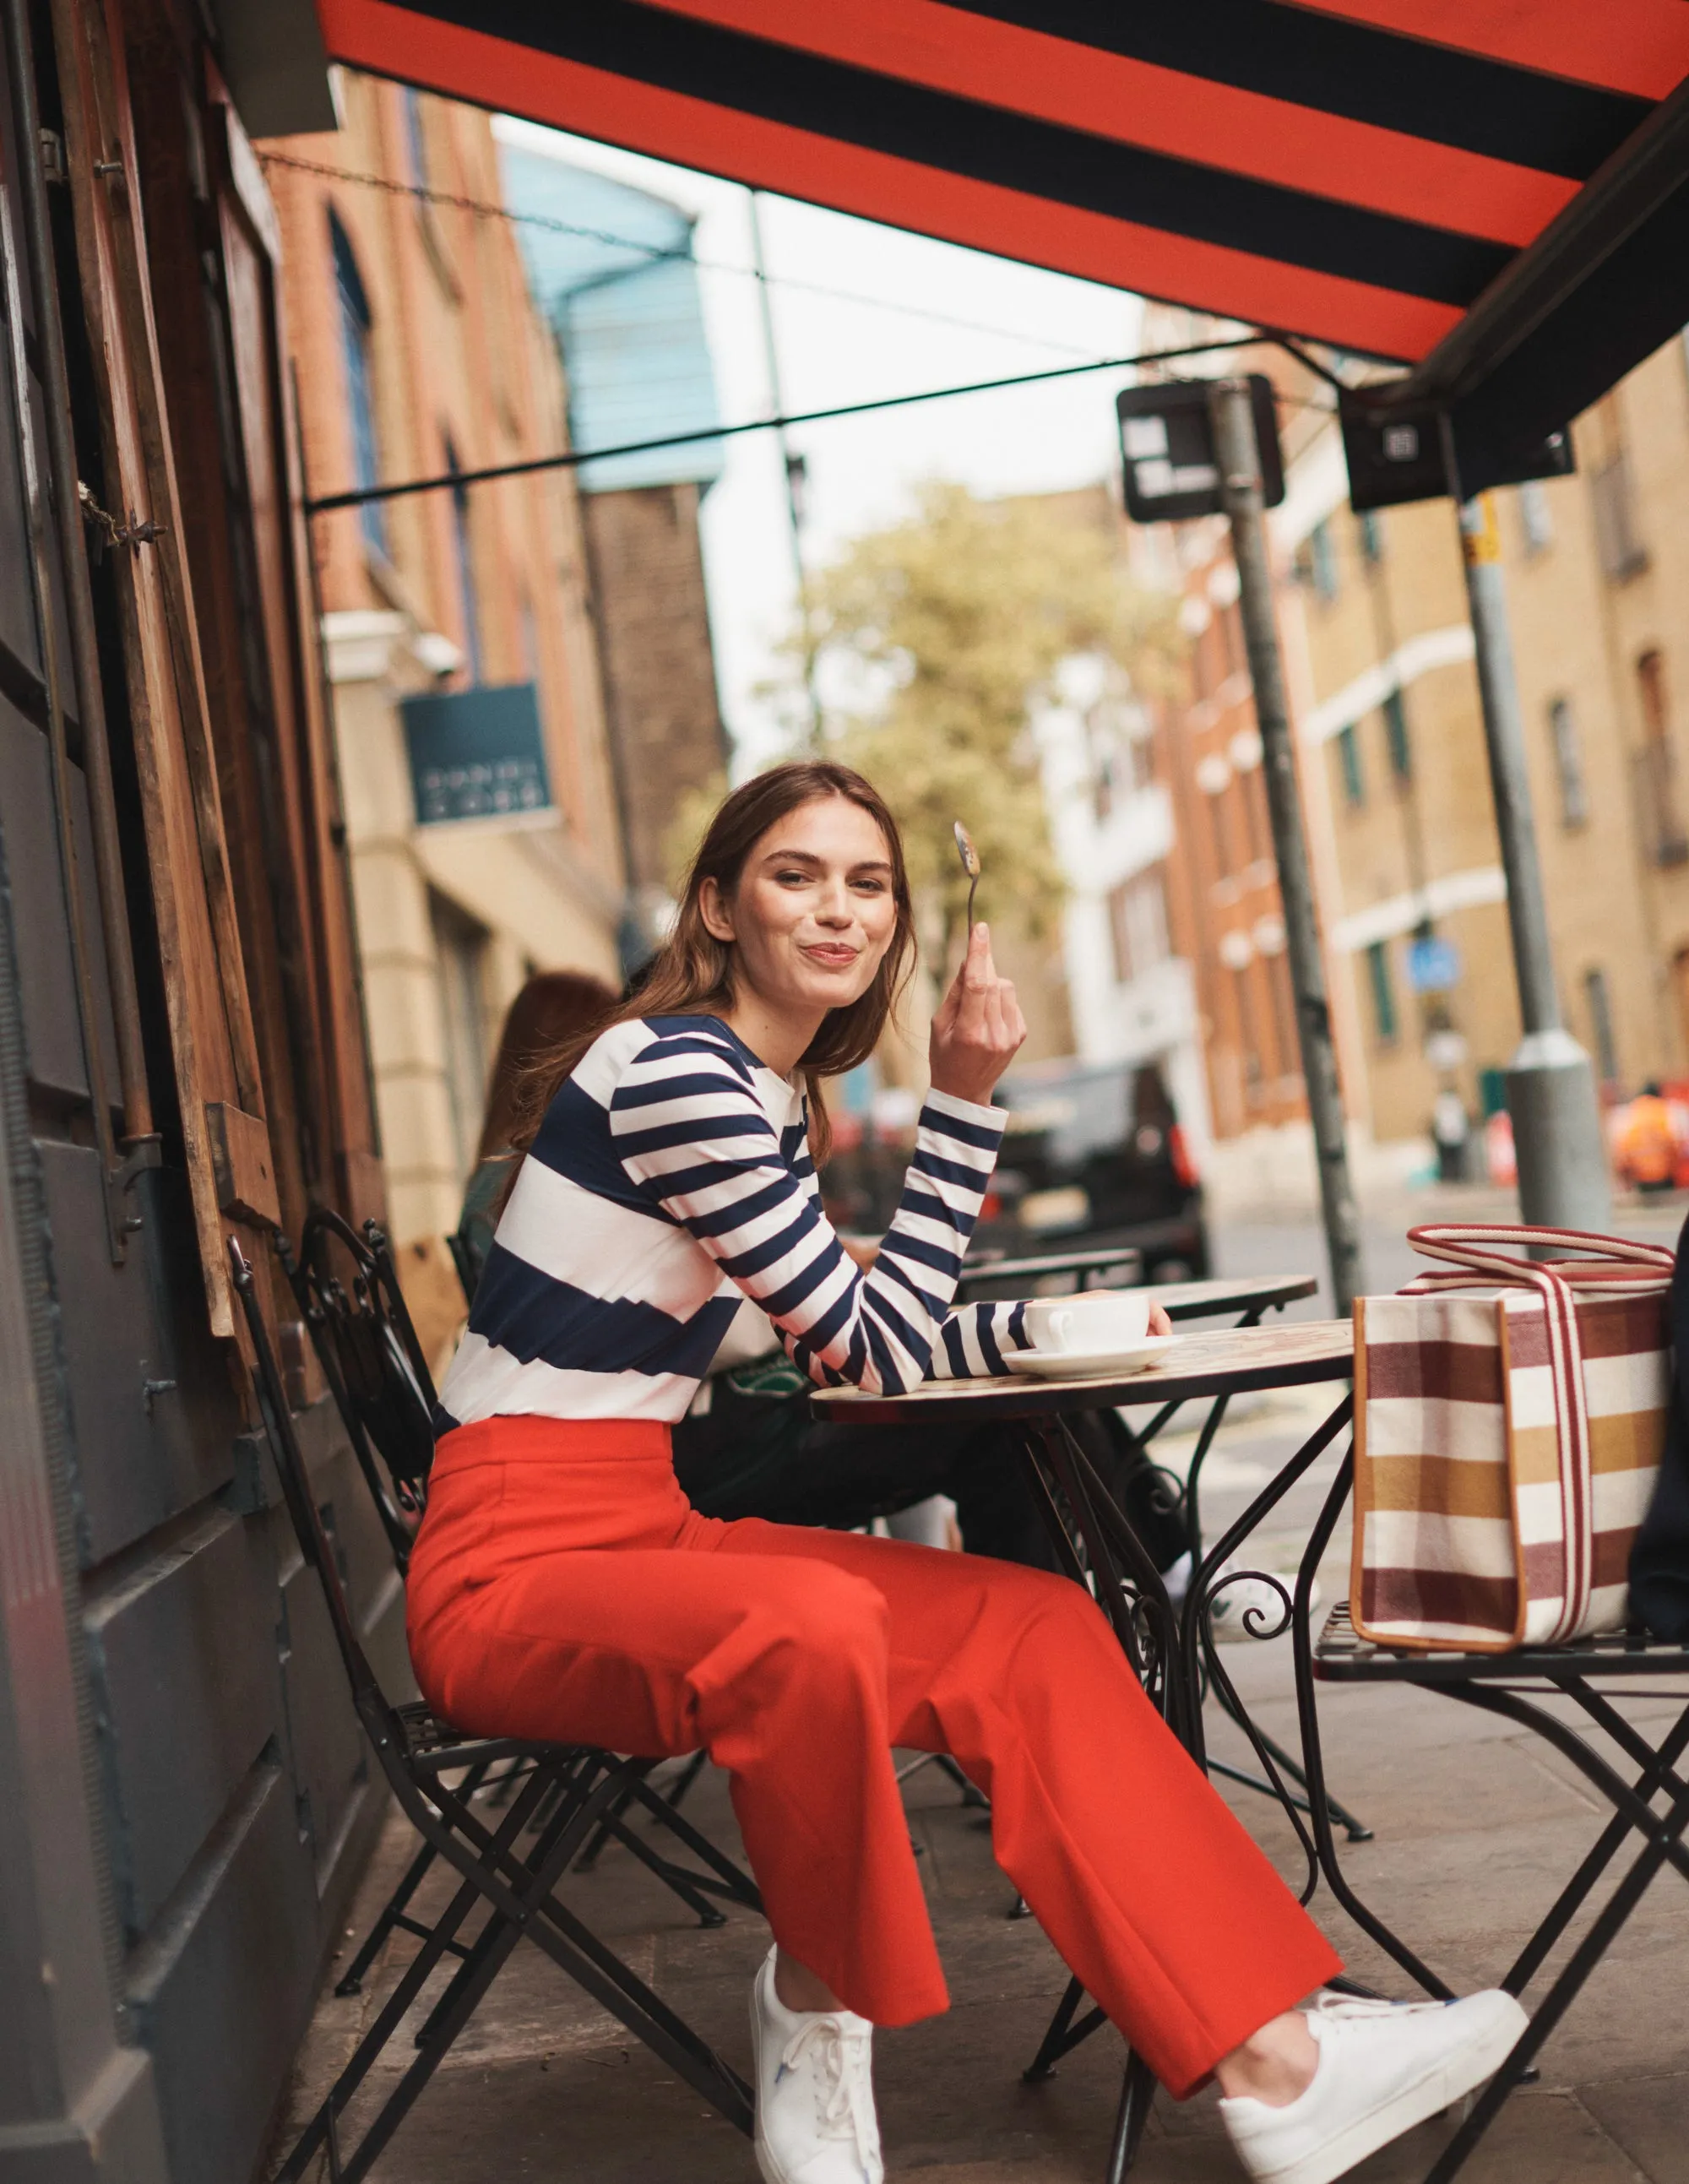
[811,1312,1356,2184]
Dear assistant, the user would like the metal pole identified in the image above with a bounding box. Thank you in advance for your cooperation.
[1453,492,1611,1228]
[1209,379,1363,1315]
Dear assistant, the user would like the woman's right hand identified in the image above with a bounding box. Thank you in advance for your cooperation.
[929,923,1026,1107]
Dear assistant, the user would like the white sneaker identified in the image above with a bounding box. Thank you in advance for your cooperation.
[1220,1989,1528,2184]
[750,1947,883,2184]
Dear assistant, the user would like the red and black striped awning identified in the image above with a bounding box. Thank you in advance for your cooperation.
[316,0,1689,449]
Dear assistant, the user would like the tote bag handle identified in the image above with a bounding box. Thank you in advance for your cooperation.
[1403,1224,1674,1298]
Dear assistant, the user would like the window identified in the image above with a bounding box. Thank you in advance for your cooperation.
[1336,723,1365,806]
[1107,870,1170,986]
[1231,966,1264,1100]
[1306,519,1339,601]
[1365,940,1398,1043]
[1381,689,1411,780]
[1358,511,1384,562]
[1591,451,1647,582]
[1639,648,1669,740]
[1518,481,1554,555]
[1547,696,1589,827]
[1194,752,1231,877]
[1583,967,1618,1085]
[1241,763,1269,864]
[430,890,490,1177]
[1220,601,1246,677]
[330,214,387,558]
[1268,953,1300,1084]
[1208,790,1232,880]
[1190,617,1218,702]
[401,86,430,187]
[444,436,482,686]
[1635,649,1688,866]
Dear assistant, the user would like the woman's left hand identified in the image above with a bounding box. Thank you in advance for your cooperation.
[1149,1301,1172,1338]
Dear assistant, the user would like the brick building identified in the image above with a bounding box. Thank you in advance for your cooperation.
[264,79,626,1245]
[1132,308,1689,1163]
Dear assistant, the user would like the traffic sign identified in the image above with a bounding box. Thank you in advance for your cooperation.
[1116,377,1284,524]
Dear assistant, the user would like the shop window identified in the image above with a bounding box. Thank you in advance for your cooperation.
[1337,722,1365,806]
[1366,940,1398,1043]
[1547,696,1589,828]
[1382,689,1411,779]
[330,213,387,559]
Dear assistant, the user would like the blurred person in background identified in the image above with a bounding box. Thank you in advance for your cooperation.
[457,970,619,1279]
[1616,1081,1679,1194]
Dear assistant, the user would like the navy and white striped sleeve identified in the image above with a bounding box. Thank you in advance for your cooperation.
[607,1040,1026,1394]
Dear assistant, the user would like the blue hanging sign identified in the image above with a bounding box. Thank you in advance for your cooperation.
[399,682,552,826]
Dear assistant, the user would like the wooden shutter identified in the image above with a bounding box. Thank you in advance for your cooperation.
[52,0,274,1337]
[205,86,385,1232]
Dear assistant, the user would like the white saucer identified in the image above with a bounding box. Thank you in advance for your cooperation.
[1006,1335,1178,1379]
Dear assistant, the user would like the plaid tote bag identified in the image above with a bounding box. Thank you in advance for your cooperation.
[1353,1225,1675,1651]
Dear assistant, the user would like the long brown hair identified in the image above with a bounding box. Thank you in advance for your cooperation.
[476,970,618,1163]
[507,761,915,1165]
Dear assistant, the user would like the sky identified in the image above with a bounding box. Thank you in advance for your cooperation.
[495,118,1148,769]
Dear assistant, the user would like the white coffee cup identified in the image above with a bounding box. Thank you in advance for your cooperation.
[1023,1290,1152,1356]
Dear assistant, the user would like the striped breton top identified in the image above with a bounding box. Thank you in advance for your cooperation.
[435,1012,1031,1432]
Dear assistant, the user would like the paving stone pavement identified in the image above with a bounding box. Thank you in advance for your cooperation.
[273,1385,1689,2183]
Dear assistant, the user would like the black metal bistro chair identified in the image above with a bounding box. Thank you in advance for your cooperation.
[1291,1448,1689,2184]
[279,1209,435,1573]
[275,1215,758,2000]
[233,1241,757,2182]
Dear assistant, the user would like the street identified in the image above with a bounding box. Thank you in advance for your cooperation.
[279,1188,1689,2181]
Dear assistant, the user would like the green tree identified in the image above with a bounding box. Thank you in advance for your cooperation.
[795,480,1176,960]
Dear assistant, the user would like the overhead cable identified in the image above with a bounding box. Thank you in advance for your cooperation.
[305,333,1275,511]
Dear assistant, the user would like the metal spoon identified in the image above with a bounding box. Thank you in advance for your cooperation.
[953,820,980,936]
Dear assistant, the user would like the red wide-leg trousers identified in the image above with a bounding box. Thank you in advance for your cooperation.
[405,1416,1339,2098]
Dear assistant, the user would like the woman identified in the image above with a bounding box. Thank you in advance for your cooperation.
[410,762,1523,2184]
[456,968,619,1285]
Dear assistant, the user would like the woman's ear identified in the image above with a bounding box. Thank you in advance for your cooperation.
[698,875,736,944]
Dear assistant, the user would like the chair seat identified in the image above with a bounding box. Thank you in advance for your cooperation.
[393,1699,572,1774]
[1313,1600,1689,1683]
